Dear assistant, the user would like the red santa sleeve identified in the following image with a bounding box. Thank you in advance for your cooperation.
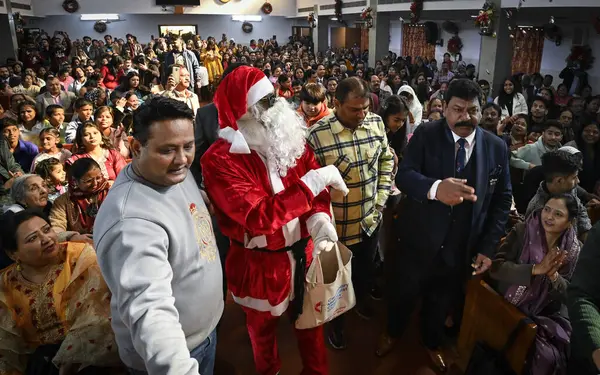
[202,151,318,237]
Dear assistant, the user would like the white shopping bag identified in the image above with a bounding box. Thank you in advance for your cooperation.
[295,242,356,329]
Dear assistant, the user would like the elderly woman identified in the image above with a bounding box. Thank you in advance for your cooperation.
[0,209,122,374]
[4,174,50,214]
[490,194,581,375]
[50,158,110,236]
[297,83,331,127]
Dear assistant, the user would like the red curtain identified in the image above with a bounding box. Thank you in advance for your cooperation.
[511,27,545,75]
[402,24,435,60]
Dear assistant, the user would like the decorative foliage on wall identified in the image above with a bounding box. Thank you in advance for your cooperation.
[447,35,463,56]
[261,2,273,15]
[475,0,496,36]
[567,45,595,71]
[410,0,424,23]
[307,12,317,29]
[242,22,253,33]
[62,0,79,13]
[361,7,373,29]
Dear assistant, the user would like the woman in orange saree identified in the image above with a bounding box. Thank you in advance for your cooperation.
[0,209,122,375]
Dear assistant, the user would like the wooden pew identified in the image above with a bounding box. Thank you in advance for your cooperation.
[456,279,537,374]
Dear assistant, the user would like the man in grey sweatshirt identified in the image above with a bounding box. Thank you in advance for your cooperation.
[94,96,223,375]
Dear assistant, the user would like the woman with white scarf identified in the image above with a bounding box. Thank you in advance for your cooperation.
[397,85,423,135]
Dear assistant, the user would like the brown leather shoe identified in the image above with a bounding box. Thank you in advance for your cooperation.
[375,333,398,357]
[427,349,448,373]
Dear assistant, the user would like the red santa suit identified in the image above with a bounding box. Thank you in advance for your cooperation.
[201,66,337,375]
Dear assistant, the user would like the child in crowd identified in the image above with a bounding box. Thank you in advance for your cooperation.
[17,100,43,143]
[43,104,68,143]
[34,157,67,203]
[511,120,563,170]
[65,98,94,143]
[30,127,72,171]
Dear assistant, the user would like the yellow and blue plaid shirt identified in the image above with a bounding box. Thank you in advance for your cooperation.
[307,112,394,246]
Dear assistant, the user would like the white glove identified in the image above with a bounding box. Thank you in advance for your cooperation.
[307,213,338,258]
[301,165,350,197]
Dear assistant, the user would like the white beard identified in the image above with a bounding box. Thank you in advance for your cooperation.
[238,98,307,177]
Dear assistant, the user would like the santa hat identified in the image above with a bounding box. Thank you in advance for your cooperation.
[214,66,274,154]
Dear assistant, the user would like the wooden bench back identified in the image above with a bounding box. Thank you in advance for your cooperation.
[456,279,537,374]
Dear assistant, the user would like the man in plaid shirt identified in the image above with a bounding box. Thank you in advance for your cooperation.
[307,77,395,349]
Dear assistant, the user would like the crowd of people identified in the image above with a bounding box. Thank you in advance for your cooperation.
[0,26,599,375]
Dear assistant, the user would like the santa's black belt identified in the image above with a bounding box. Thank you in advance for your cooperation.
[232,237,309,321]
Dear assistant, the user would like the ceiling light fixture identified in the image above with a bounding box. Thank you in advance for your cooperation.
[80,14,120,21]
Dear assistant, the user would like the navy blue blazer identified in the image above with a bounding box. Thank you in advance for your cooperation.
[395,119,512,261]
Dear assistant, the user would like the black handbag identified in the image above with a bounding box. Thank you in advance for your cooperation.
[464,317,533,375]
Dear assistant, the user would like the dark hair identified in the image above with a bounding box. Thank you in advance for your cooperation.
[68,157,101,182]
[543,193,579,220]
[445,79,482,104]
[335,76,370,103]
[17,100,37,120]
[74,98,93,111]
[477,79,490,86]
[496,77,521,110]
[0,209,50,253]
[379,95,410,126]
[0,118,18,130]
[74,122,114,153]
[277,74,290,85]
[300,83,327,104]
[482,102,502,115]
[544,119,563,132]
[531,96,549,109]
[291,79,303,87]
[541,150,581,183]
[132,96,194,146]
[35,157,62,181]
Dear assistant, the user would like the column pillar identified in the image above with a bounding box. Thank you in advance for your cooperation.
[0,2,20,63]
[477,0,512,94]
[367,1,389,67]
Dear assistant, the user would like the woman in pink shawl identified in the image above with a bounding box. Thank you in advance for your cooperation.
[490,194,581,375]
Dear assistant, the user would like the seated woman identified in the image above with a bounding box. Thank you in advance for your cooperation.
[94,106,130,159]
[4,174,50,214]
[50,158,110,236]
[0,209,122,374]
[66,122,126,184]
[490,194,581,375]
[297,83,331,127]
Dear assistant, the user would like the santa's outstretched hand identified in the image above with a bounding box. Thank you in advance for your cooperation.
[307,214,339,258]
[301,165,349,197]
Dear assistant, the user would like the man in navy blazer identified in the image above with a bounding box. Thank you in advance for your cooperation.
[377,79,512,370]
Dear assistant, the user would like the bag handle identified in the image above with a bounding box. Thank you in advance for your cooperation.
[499,316,534,357]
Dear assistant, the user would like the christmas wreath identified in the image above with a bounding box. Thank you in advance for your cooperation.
[475,0,496,36]
[242,22,253,33]
[410,0,424,23]
[361,7,373,28]
[307,12,317,28]
[62,0,79,13]
[567,45,595,71]
[94,21,107,33]
[447,35,463,55]
[261,2,273,15]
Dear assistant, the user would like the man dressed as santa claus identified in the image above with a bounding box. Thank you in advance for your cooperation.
[201,66,348,375]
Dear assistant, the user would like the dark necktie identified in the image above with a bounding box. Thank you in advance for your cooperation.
[456,138,466,174]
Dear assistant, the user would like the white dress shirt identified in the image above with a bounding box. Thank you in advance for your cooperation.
[428,129,477,200]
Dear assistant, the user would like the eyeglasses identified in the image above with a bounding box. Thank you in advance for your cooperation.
[259,94,276,108]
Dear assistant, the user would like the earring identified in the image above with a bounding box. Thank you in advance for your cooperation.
[16,260,22,272]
